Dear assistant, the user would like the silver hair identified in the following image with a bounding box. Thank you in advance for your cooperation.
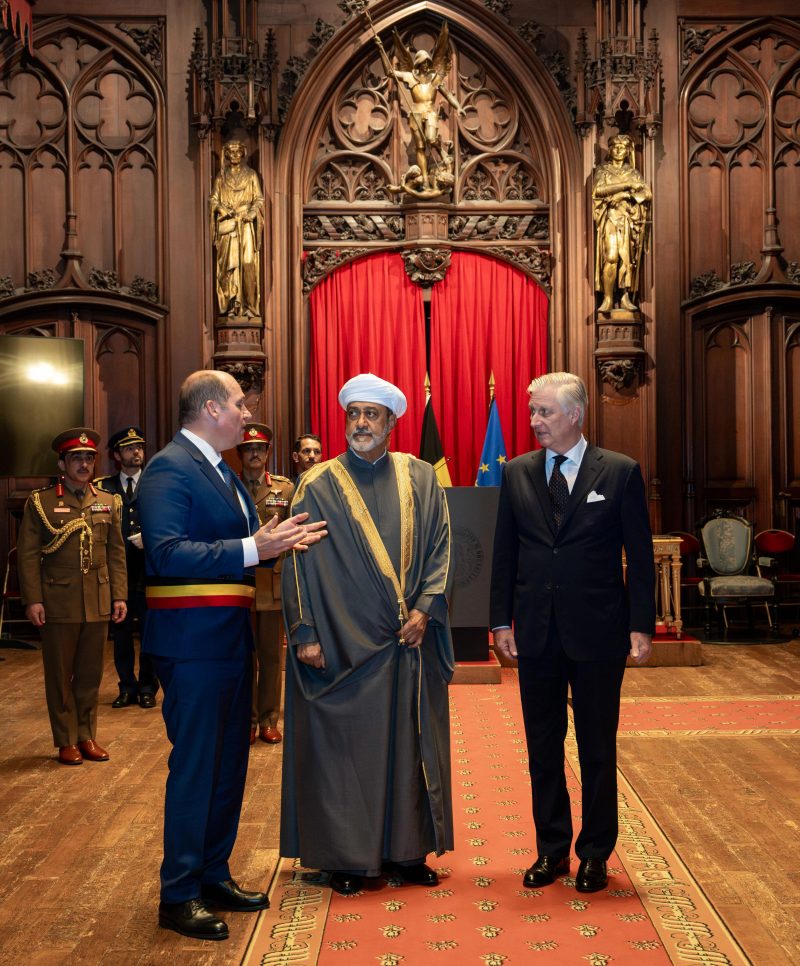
[527,371,588,426]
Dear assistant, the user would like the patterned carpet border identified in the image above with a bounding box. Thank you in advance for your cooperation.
[564,729,749,965]
[243,859,332,965]
[244,671,751,965]
[618,694,800,736]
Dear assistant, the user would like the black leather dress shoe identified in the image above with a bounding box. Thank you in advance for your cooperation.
[576,858,608,893]
[328,872,363,895]
[523,855,570,887]
[384,862,439,886]
[158,898,229,940]
[112,691,137,708]
[139,692,156,708]
[201,879,269,911]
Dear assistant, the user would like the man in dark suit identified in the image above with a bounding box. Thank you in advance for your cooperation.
[96,426,159,708]
[137,370,326,941]
[490,371,655,894]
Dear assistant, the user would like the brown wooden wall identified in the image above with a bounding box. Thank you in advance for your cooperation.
[1,0,799,575]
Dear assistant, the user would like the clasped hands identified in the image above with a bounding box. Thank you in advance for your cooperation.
[296,609,429,671]
[254,512,327,559]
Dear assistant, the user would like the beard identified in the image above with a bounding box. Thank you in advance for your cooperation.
[347,425,389,455]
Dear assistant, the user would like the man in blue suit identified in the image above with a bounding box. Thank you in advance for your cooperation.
[138,369,326,941]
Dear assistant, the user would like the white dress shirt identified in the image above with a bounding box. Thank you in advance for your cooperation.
[180,428,258,566]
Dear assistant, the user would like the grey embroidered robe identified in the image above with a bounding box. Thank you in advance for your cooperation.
[280,448,454,872]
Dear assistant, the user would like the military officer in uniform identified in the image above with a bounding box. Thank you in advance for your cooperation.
[16,428,128,765]
[237,423,294,744]
[96,426,158,708]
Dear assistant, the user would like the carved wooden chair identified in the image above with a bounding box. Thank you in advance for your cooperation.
[698,512,775,634]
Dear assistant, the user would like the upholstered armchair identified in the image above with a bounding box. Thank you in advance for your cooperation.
[698,512,775,634]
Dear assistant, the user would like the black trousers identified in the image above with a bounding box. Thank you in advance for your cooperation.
[111,589,158,695]
[517,625,627,860]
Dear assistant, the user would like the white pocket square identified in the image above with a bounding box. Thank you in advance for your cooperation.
[586,491,606,503]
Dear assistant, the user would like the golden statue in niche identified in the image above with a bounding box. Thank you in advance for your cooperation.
[592,134,652,313]
[377,22,466,198]
[209,138,264,318]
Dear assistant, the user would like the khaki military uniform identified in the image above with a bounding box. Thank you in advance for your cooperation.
[244,472,294,728]
[16,484,128,746]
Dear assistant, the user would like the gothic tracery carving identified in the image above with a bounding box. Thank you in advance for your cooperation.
[302,19,554,291]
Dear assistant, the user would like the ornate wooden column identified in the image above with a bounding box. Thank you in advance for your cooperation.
[575,0,662,526]
[189,0,279,397]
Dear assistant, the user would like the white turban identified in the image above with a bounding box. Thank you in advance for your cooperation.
[338,373,407,417]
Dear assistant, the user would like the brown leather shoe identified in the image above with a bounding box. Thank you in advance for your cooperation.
[58,745,83,766]
[260,726,282,744]
[77,739,109,762]
[249,726,257,746]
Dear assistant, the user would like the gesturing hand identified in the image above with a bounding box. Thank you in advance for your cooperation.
[254,512,327,559]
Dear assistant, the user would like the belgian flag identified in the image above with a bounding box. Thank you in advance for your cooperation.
[419,396,452,487]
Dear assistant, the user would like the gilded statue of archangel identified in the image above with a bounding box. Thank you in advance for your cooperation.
[377,22,465,199]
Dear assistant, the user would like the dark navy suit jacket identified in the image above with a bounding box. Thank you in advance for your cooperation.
[490,444,656,660]
[138,431,261,662]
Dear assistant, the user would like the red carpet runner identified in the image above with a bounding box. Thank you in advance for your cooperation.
[245,670,747,964]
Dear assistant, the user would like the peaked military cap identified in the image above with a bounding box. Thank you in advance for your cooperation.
[237,422,273,447]
[108,425,146,451]
[52,427,101,456]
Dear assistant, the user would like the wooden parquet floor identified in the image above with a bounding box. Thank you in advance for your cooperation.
[0,638,798,965]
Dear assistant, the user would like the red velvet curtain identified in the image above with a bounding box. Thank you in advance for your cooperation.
[429,252,549,486]
[309,252,426,459]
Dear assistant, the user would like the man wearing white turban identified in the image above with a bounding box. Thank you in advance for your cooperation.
[280,373,454,896]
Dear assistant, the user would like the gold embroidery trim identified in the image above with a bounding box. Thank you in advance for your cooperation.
[327,456,412,621]
[393,452,415,599]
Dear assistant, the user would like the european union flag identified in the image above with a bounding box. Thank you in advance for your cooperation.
[475,399,508,486]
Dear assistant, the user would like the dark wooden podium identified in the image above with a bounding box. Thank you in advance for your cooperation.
[444,487,499,665]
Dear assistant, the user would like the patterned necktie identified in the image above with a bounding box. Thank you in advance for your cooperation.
[549,454,569,529]
[124,476,134,500]
[217,460,237,494]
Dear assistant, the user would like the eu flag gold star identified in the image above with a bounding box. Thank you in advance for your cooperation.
[479,463,490,473]
[496,455,506,464]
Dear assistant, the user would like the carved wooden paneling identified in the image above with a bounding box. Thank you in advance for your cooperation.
[93,320,156,472]
[0,18,164,297]
[777,314,800,527]
[688,299,798,530]
[684,20,800,293]
[301,16,551,290]
[701,322,753,485]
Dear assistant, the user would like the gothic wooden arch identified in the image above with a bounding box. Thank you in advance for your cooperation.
[272,0,586,439]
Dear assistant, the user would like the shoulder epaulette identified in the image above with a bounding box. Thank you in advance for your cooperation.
[272,474,292,483]
[31,481,56,494]
[93,474,114,484]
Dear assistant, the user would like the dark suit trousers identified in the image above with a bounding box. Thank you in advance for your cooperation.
[111,589,158,695]
[517,626,626,860]
[152,655,252,903]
